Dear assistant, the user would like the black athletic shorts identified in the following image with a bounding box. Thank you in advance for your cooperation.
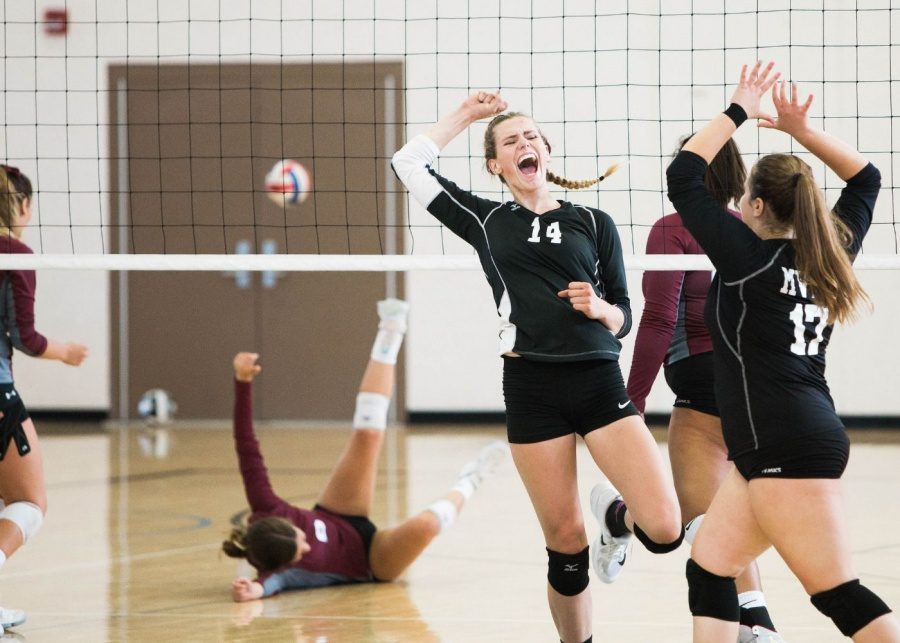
[503,356,639,444]
[663,353,719,417]
[733,431,850,480]
[314,504,377,553]
[0,383,31,461]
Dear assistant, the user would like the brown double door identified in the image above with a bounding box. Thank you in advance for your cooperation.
[108,62,404,420]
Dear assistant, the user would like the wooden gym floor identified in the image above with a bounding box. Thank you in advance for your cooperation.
[2,422,898,642]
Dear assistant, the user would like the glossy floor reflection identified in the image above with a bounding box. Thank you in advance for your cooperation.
[1,422,898,642]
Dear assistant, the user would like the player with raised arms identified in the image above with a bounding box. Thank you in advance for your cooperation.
[667,62,900,642]
[627,137,785,642]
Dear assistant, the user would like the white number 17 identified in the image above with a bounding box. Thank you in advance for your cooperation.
[788,303,828,356]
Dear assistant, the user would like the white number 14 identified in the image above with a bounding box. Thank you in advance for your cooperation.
[788,303,828,356]
[528,219,562,244]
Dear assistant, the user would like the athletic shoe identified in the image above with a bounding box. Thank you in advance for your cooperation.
[738,625,787,643]
[377,298,409,333]
[589,481,632,584]
[0,607,25,631]
[455,440,509,494]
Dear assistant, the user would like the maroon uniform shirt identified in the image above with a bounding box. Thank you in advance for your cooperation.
[0,237,48,382]
[233,381,373,596]
[625,212,737,413]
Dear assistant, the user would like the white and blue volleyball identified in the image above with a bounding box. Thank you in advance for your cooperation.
[265,159,311,206]
[137,388,177,424]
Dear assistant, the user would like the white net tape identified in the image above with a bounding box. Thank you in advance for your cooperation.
[2,254,897,271]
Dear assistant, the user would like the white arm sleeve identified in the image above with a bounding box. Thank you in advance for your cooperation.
[391,134,443,208]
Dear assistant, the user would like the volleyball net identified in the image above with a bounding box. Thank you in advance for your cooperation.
[1,1,898,271]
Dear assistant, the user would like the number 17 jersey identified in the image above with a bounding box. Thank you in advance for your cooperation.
[667,151,880,458]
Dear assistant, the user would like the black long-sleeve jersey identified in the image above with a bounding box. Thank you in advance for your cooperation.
[667,150,880,458]
[392,135,631,362]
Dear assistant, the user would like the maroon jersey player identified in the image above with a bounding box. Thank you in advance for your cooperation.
[222,299,508,600]
[0,165,88,634]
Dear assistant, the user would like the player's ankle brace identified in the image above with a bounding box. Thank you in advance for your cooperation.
[634,523,684,553]
[371,329,404,364]
[810,579,892,637]
[604,499,629,537]
[686,558,739,621]
[426,499,457,533]
[546,546,590,597]
[738,591,776,630]
[452,476,476,501]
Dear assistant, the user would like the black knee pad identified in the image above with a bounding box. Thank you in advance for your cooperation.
[686,558,739,621]
[634,523,685,554]
[810,579,892,637]
[546,546,590,597]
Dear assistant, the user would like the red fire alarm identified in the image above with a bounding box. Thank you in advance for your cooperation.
[44,9,68,35]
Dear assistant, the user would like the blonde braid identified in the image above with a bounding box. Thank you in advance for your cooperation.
[546,162,621,190]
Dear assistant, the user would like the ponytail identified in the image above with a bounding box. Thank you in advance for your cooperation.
[221,525,250,559]
[676,134,746,209]
[0,165,31,239]
[791,172,869,323]
[221,517,298,572]
[0,172,17,236]
[750,154,869,324]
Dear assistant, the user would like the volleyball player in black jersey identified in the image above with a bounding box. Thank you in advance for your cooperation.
[393,92,682,643]
[667,62,899,642]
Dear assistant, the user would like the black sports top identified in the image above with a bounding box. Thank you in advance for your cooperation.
[667,150,880,457]
[393,134,631,362]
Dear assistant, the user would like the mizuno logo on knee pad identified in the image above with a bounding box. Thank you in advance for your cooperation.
[547,546,590,596]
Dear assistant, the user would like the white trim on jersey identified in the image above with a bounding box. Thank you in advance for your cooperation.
[393,136,517,356]
[715,280,740,361]
[498,290,516,354]
[577,205,598,236]
[735,281,760,449]
[391,134,443,208]
[483,203,507,226]
[723,243,788,286]
[575,203,603,293]
[435,191,514,356]
[717,245,786,450]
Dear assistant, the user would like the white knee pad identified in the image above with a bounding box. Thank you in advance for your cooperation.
[0,501,43,544]
[352,392,391,431]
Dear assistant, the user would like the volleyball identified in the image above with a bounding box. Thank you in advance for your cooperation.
[137,388,178,424]
[265,159,311,206]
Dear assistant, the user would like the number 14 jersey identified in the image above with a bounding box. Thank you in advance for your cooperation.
[393,134,632,362]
